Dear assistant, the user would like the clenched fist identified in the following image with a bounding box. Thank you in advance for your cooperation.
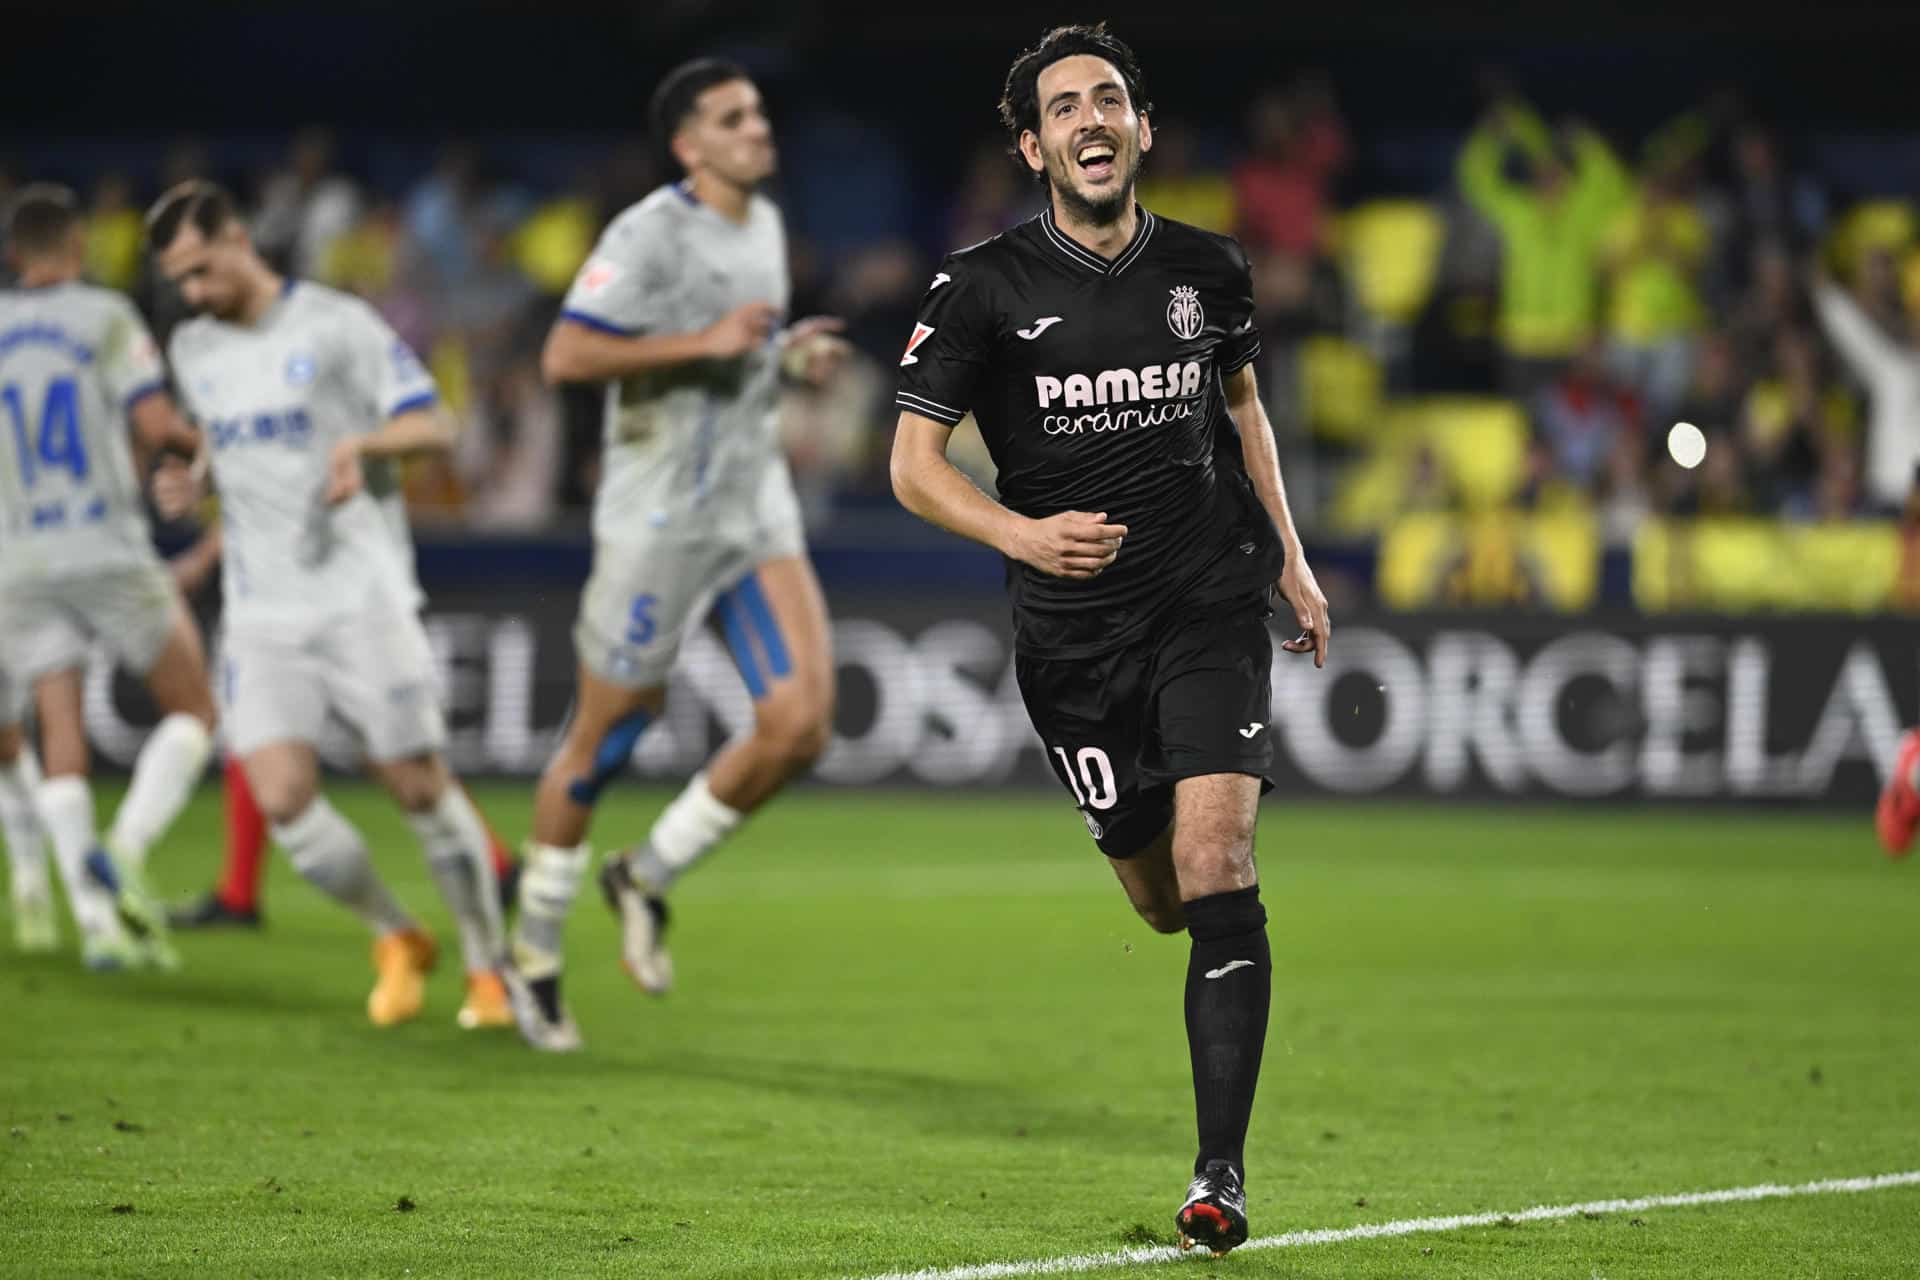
[1009,510,1129,580]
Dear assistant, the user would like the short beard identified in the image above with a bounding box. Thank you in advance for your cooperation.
[1048,150,1142,227]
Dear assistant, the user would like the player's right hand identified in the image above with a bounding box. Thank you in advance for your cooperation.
[1013,511,1128,580]
[151,453,207,521]
[325,439,365,505]
[703,302,781,360]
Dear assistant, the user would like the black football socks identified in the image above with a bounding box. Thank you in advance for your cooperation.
[1182,885,1272,1179]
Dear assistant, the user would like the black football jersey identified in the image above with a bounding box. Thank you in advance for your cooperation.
[896,205,1284,658]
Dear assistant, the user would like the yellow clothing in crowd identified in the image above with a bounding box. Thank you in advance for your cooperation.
[513,197,597,296]
[1458,104,1633,359]
[1604,198,1708,344]
[1134,174,1236,237]
[85,209,144,292]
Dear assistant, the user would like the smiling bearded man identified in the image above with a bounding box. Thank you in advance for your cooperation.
[887,21,1333,1257]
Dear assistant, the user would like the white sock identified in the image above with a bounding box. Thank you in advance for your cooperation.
[0,748,50,902]
[511,841,589,979]
[274,796,413,937]
[108,713,213,867]
[408,787,505,974]
[626,772,742,894]
[35,775,117,937]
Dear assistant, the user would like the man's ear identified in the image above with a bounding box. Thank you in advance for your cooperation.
[1018,130,1045,176]
[1138,113,1154,157]
[671,128,699,177]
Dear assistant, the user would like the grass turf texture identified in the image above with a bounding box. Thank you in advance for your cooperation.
[3,785,1916,1278]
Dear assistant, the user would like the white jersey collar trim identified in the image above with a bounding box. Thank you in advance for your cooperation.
[1038,206,1155,277]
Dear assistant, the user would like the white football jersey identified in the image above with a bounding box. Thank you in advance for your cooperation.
[0,281,166,583]
[169,280,434,627]
[560,183,791,547]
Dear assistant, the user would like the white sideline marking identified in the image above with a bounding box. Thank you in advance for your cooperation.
[856,1169,1920,1280]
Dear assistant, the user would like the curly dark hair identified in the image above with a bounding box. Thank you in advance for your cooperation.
[997,22,1153,148]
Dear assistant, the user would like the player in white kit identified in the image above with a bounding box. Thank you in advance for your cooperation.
[0,185,217,970]
[1,679,54,953]
[147,181,511,1031]
[505,59,843,1050]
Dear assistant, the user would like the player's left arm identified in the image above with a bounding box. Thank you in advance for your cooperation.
[326,406,455,505]
[127,391,202,462]
[1222,362,1331,667]
[327,303,455,504]
[103,302,200,468]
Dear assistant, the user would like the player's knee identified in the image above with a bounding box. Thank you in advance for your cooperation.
[0,724,20,765]
[380,757,448,814]
[150,653,219,728]
[1134,899,1186,934]
[1173,822,1256,890]
[180,693,219,731]
[251,771,318,825]
[758,698,830,770]
[1186,806,1257,858]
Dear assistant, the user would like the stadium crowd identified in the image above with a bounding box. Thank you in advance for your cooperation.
[7,80,1918,545]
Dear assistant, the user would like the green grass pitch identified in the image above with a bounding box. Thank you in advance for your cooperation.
[4,784,1918,1278]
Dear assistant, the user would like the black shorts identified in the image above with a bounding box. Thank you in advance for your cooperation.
[1015,592,1275,859]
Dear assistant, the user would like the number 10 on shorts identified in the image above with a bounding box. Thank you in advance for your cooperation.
[1052,745,1117,811]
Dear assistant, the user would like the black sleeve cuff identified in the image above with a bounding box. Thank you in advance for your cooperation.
[895,390,966,426]
[1220,337,1264,375]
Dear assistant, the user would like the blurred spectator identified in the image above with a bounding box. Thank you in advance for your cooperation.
[1232,80,1346,258]
[456,354,563,530]
[1741,327,1849,512]
[781,353,884,524]
[1250,245,1347,344]
[406,144,481,285]
[83,173,143,291]
[948,142,1039,250]
[444,201,539,382]
[319,198,402,297]
[1135,124,1234,235]
[1853,244,1913,339]
[1598,424,1653,544]
[1670,331,1745,440]
[1806,444,1864,521]
[1716,125,1823,300]
[253,128,362,278]
[1662,426,1754,516]
[1812,265,1920,512]
[1727,241,1805,373]
[1458,99,1632,401]
[1603,171,1709,419]
[827,239,926,371]
[513,180,598,299]
[1531,343,1643,493]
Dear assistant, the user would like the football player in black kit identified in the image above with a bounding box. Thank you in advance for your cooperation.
[890,22,1332,1256]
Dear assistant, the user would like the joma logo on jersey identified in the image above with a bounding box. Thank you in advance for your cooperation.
[208,409,314,450]
[1034,361,1204,408]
